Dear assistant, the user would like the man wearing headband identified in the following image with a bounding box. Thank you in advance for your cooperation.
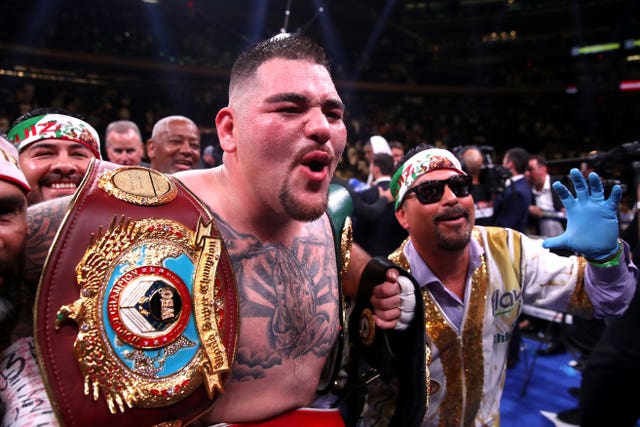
[359,144,638,426]
[0,136,57,426]
[8,107,101,205]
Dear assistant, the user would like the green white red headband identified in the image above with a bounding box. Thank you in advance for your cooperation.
[390,148,466,211]
[7,114,101,159]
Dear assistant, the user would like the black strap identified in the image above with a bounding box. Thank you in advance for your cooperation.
[345,256,427,427]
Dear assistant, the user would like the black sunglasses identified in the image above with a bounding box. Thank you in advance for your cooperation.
[404,175,473,205]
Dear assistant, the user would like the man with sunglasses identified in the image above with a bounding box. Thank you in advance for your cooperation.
[359,145,638,427]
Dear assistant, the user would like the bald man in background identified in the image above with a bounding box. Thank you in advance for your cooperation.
[147,115,201,174]
[459,146,494,226]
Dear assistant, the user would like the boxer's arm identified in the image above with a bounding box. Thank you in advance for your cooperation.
[24,196,71,290]
[342,242,369,299]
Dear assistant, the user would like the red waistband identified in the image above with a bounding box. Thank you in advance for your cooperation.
[224,408,345,427]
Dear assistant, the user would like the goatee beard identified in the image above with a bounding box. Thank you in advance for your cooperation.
[279,184,328,222]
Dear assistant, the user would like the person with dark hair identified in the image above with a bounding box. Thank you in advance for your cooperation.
[201,145,218,168]
[353,152,408,257]
[492,147,531,233]
[526,154,567,238]
[491,147,532,367]
[23,35,413,427]
[525,153,571,356]
[359,144,637,426]
[388,140,405,167]
[7,107,101,205]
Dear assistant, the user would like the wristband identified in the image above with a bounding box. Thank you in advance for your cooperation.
[587,239,623,268]
[394,276,416,331]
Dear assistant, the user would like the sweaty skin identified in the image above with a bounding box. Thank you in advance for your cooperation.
[23,54,403,425]
[174,56,348,421]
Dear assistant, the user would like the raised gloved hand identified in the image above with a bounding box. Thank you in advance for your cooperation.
[542,168,621,261]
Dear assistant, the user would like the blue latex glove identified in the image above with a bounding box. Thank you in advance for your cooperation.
[542,168,622,261]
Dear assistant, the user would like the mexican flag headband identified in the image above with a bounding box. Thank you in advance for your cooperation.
[390,148,466,211]
[8,114,101,159]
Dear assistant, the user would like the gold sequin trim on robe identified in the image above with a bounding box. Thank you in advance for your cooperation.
[422,252,488,426]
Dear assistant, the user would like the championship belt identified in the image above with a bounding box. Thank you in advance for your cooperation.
[34,160,239,427]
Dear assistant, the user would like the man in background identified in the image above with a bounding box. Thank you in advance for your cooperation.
[459,146,494,226]
[492,147,531,233]
[147,115,201,174]
[353,152,407,257]
[104,120,147,167]
[364,135,391,185]
[524,154,572,356]
[389,140,405,167]
[492,147,532,367]
[527,154,566,238]
[201,145,218,168]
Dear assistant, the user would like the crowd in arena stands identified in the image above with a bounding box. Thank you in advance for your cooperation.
[2,2,639,163]
[2,76,640,216]
[3,1,637,89]
[2,73,638,171]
